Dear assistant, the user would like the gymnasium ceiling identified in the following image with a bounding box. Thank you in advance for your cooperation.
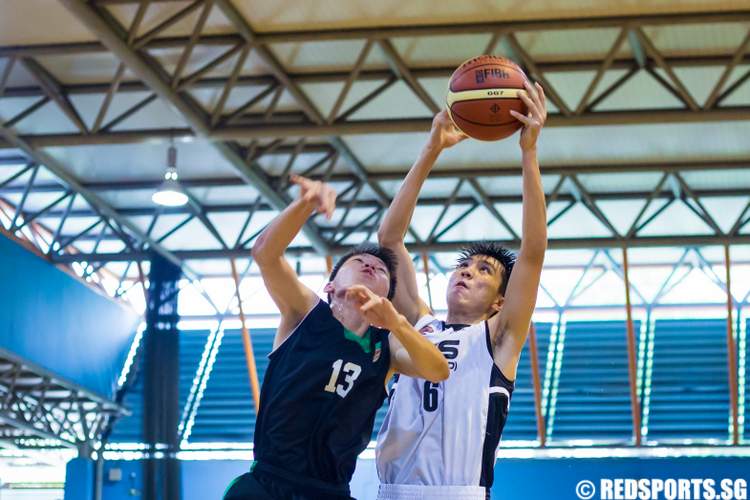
[0,0,750,288]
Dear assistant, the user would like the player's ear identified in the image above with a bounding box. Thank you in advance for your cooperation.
[491,295,504,313]
[323,282,335,294]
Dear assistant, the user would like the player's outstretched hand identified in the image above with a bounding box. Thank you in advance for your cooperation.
[510,81,547,152]
[290,174,336,220]
[429,109,468,150]
[345,285,401,331]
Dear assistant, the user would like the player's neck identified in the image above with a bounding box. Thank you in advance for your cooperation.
[445,308,490,326]
[331,299,370,336]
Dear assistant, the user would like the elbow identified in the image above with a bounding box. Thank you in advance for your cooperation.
[425,358,450,383]
[526,245,547,266]
[251,233,272,266]
[521,234,547,264]
[377,227,399,248]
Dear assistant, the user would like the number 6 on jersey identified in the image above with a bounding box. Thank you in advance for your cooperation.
[423,381,440,412]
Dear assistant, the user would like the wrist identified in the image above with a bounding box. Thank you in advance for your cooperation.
[425,136,444,154]
[388,313,410,333]
[521,145,538,157]
[294,196,317,213]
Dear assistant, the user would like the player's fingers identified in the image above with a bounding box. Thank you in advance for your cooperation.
[290,174,312,189]
[509,109,531,126]
[523,80,540,103]
[353,284,375,298]
[325,190,336,218]
[356,286,374,301]
[518,91,541,121]
[359,298,380,313]
[344,286,363,300]
[535,82,547,108]
[303,189,318,203]
[535,84,547,120]
[345,285,368,299]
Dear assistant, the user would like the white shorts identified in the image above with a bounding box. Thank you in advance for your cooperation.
[376,483,487,500]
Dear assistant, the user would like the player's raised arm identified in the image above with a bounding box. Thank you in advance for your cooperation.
[252,175,336,348]
[377,110,466,324]
[346,285,449,383]
[490,81,548,379]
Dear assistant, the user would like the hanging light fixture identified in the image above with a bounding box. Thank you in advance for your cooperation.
[152,143,188,207]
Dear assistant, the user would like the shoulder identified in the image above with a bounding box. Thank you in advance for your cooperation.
[285,298,336,336]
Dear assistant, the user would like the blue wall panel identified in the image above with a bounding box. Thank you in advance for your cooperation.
[0,234,139,398]
[89,457,750,500]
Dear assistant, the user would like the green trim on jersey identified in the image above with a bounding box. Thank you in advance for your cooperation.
[343,327,372,353]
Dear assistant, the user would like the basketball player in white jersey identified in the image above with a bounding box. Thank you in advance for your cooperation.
[375,80,547,500]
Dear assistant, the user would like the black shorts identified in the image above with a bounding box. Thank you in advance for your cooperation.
[223,470,354,500]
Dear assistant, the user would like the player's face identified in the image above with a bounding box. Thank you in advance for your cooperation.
[333,253,391,298]
[447,255,504,317]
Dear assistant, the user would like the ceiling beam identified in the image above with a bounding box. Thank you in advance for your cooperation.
[59,0,332,255]
[22,183,749,220]
[0,122,190,272]
[2,105,749,149]
[52,233,750,262]
[3,158,750,193]
[242,10,750,42]
[2,8,749,57]
[214,0,421,242]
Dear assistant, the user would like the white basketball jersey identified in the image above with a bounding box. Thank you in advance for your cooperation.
[376,315,514,492]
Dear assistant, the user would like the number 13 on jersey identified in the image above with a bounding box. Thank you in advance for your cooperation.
[324,359,362,398]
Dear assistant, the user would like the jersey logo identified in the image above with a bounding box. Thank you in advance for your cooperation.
[373,341,382,362]
[437,339,460,371]
[419,324,434,335]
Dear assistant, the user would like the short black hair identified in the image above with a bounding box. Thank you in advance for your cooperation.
[457,241,516,296]
[328,244,398,300]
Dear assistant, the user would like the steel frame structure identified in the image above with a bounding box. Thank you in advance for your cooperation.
[3,155,750,262]
[0,348,127,450]
[0,4,747,274]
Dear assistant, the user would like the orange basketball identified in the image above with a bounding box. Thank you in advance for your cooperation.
[447,56,529,141]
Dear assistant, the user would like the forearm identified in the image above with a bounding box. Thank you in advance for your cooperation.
[252,198,315,263]
[378,143,442,244]
[519,148,547,262]
[390,314,449,381]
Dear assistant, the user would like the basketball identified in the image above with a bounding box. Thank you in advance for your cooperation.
[447,55,530,141]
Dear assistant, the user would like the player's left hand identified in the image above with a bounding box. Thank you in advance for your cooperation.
[510,81,547,152]
[289,174,336,219]
[429,109,468,150]
[345,285,401,331]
